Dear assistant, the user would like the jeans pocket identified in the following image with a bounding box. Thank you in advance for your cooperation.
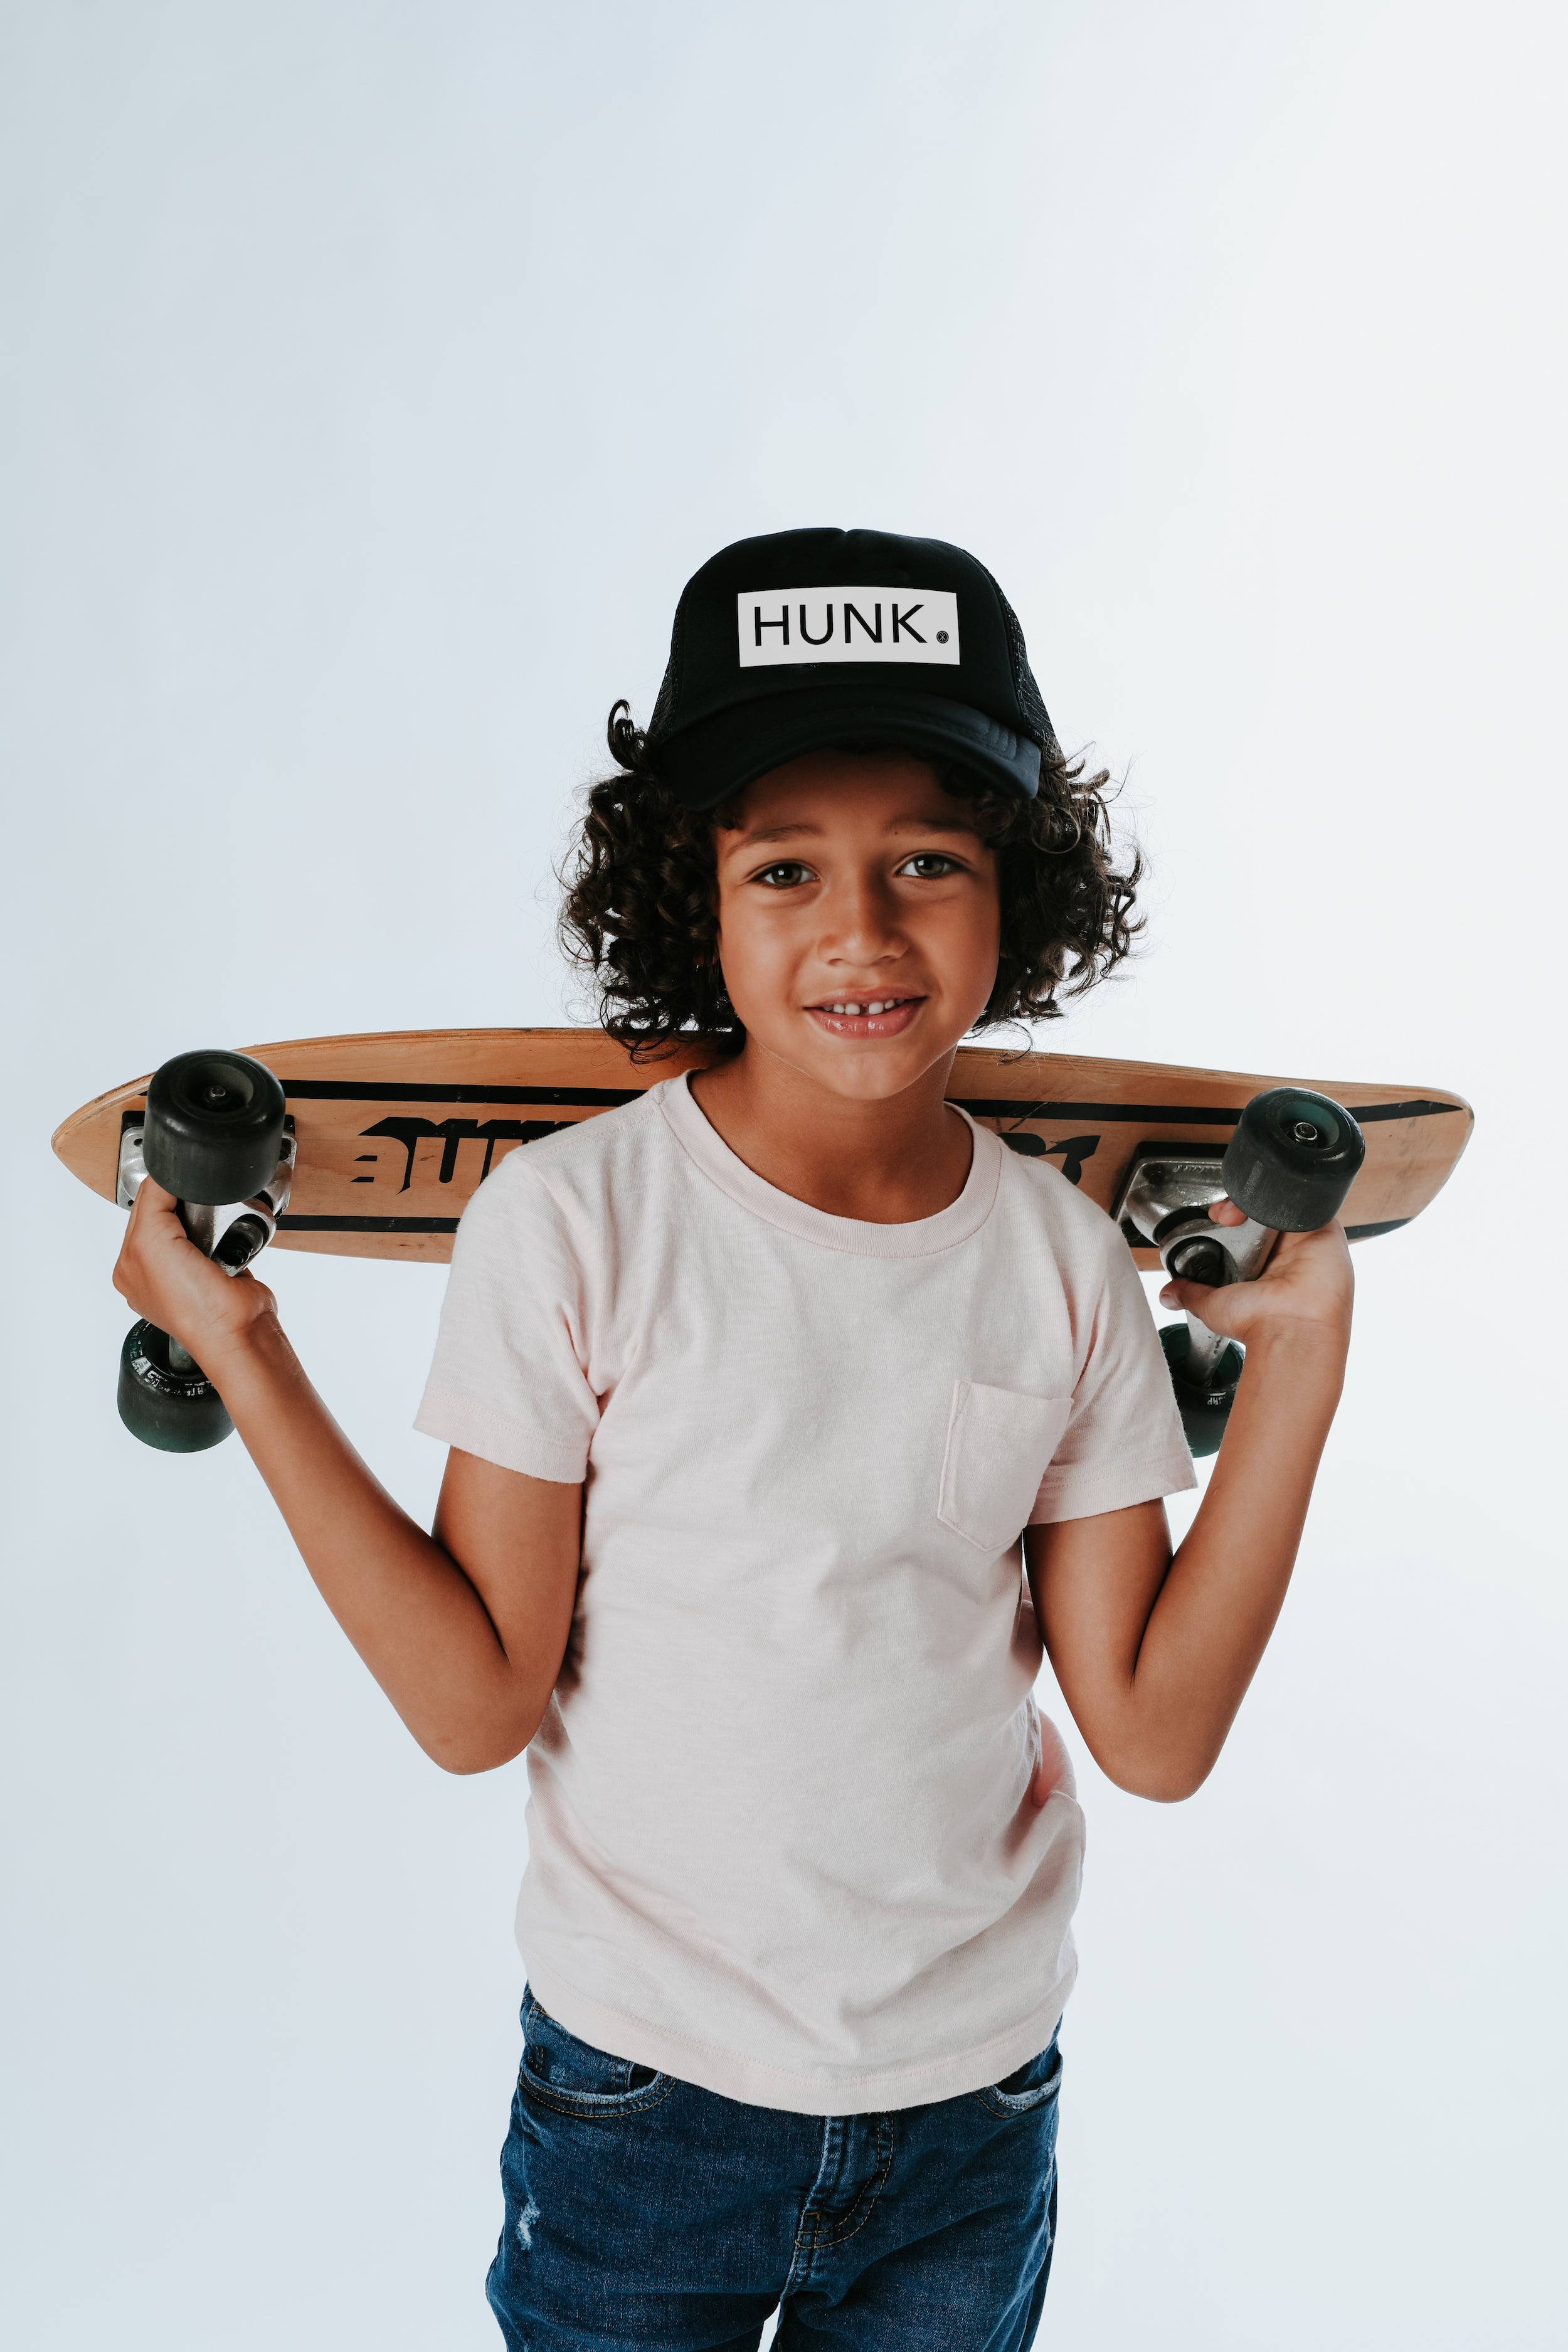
[973,2034,1064,2118]
[518,1993,672,2120]
[938,1383,1073,1552]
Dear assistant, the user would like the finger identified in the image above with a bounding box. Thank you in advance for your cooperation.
[1158,1276,1229,1330]
[127,1175,182,1237]
[139,1177,184,1222]
[1207,1198,1247,1226]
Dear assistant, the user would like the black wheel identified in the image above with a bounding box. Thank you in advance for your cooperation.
[117,1320,233,1453]
[143,1049,286,1205]
[1160,1322,1244,1459]
[1221,1087,1365,1233]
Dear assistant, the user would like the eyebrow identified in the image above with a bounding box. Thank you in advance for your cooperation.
[734,815,981,847]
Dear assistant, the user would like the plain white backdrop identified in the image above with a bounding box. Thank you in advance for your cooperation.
[3,3,1564,2344]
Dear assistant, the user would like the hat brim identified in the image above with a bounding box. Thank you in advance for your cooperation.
[652,686,1042,811]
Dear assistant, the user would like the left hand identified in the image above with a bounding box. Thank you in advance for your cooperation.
[1157,1200,1354,1352]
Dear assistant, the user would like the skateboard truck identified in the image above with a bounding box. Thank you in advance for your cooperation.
[1114,1088,1366,1458]
[117,1118,295,1269]
[115,1049,292,1453]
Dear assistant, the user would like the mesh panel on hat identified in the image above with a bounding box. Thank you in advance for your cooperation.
[647,606,685,741]
[980,565,1059,756]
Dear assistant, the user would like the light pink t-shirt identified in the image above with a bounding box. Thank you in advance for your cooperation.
[416,1074,1194,2114]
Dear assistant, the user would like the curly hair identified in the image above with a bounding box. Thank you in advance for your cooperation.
[558,700,1142,1060]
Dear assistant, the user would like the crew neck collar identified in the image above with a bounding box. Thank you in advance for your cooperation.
[658,1070,1001,1258]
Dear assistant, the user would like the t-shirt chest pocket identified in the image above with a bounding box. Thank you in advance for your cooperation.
[938,1380,1074,1554]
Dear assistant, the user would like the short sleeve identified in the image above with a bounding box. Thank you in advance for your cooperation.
[1029,1227,1196,1524]
[414,1160,599,1483]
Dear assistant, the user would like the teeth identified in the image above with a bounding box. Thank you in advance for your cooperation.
[868,1002,886,1014]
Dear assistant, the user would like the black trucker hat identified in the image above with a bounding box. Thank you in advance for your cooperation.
[644,527,1057,810]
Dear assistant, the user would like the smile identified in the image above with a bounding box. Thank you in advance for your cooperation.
[805,996,924,1037]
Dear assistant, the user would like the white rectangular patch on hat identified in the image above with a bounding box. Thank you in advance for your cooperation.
[736,587,960,668]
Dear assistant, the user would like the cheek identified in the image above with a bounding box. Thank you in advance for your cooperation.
[712,894,788,1004]
[978,891,1003,961]
[938,888,1002,995]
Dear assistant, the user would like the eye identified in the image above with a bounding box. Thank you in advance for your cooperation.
[896,852,962,879]
[751,861,815,889]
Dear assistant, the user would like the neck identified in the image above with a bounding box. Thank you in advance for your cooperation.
[688,1040,972,1223]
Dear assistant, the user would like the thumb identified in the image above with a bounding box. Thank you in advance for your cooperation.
[1158,1274,1224,1327]
[127,1175,193,1242]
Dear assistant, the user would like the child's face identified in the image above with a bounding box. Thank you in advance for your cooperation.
[710,750,1002,1099]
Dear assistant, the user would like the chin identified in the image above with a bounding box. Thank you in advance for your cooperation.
[818,1061,925,1101]
[797,1038,954,1100]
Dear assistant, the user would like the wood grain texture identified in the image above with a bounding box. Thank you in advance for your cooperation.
[52,1027,1473,1269]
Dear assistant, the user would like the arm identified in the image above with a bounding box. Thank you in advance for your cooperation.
[114,1179,582,1774]
[1025,1206,1352,1802]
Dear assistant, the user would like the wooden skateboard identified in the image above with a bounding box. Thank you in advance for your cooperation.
[54,1027,1471,1271]
[51,1020,1476,1261]
[53,1030,1471,1455]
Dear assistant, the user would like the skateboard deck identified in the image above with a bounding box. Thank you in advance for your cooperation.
[53,1029,1472,1271]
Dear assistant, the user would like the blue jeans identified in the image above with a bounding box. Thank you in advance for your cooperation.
[487,1991,1061,2349]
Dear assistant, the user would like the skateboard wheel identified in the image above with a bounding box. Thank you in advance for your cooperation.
[1160,1322,1244,1459]
[1221,1088,1365,1233]
[117,1320,233,1453]
[143,1050,286,1206]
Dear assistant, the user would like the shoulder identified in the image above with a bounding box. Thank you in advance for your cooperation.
[993,1140,1130,1285]
[454,1083,672,1244]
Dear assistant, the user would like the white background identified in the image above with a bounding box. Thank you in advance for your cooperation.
[3,4,1564,2345]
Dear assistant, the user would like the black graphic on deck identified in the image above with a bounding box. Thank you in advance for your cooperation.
[261,1081,1461,1239]
[998,1131,1099,1185]
[356,1115,571,1193]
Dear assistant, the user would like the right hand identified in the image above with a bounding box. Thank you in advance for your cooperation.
[114,1178,277,1369]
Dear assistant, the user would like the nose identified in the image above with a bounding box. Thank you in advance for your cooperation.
[818,869,906,972]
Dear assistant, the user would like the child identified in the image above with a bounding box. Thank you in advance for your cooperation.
[114,527,1353,2349]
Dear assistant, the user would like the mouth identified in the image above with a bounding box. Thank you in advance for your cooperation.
[803,994,925,1039]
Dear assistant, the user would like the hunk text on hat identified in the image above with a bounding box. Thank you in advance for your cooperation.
[736,587,962,670]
